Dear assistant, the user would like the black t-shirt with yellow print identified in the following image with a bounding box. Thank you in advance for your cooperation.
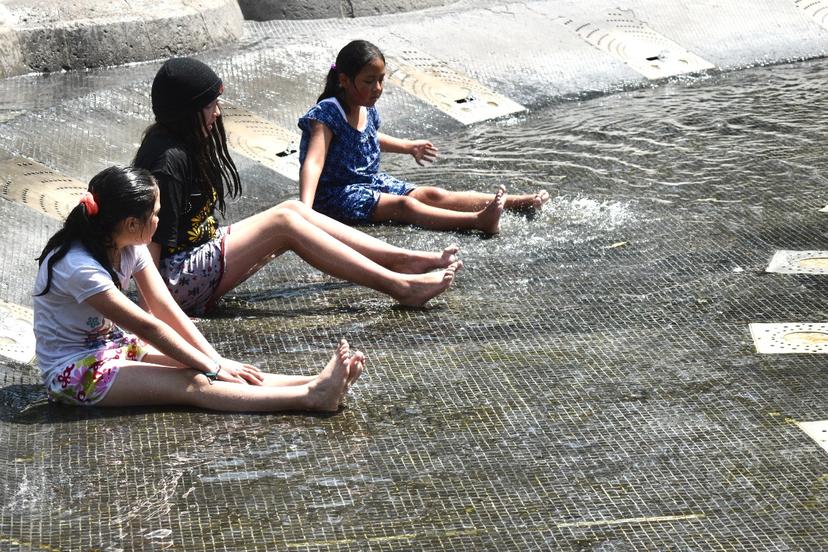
[134,128,219,258]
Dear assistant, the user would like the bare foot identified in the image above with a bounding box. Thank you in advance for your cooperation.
[306,340,352,412]
[477,185,506,235]
[340,351,365,404]
[395,260,463,306]
[333,339,362,386]
[533,190,550,210]
[399,244,460,274]
[504,189,550,212]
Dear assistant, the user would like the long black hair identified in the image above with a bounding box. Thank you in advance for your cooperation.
[35,166,158,296]
[318,40,385,113]
[137,112,240,216]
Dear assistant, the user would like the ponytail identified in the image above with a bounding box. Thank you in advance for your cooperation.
[35,166,158,296]
[318,40,385,113]
[318,65,341,105]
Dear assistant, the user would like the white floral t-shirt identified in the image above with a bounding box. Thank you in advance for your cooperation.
[33,243,150,380]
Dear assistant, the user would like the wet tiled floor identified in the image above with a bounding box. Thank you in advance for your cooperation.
[0,13,826,551]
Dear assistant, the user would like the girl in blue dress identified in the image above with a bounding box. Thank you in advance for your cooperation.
[299,40,549,235]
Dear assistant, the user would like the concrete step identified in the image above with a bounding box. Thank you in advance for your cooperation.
[237,0,455,21]
[1,0,243,75]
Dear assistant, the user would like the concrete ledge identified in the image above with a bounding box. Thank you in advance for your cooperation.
[237,0,456,21]
[3,0,244,74]
[0,5,25,78]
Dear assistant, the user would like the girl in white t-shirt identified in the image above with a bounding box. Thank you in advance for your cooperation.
[34,166,363,411]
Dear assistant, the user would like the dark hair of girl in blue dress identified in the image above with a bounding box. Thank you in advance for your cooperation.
[318,40,385,113]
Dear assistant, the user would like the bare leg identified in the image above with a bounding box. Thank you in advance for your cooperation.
[279,200,458,274]
[213,204,462,307]
[259,374,315,386]
[410,186,549,211]
[372,186,506,234]
[142,350,311,386]
[100,340,362,412]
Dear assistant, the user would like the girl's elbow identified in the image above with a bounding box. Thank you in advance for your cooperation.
[305,157,325,172]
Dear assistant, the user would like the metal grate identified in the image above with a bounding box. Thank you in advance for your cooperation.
[0,301,34,364]
[384,47,525,125]
[750,323,828,354]
[793,0,828,30]
[798,419,828,454]
[765,250,828,274]
[551,9,715,80]
[0,157,86,220]
[221,101,301,181]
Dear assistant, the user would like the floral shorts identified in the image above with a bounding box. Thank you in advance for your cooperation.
[160,226,229,315]
[313,173,416,223]
[46,335,147,406]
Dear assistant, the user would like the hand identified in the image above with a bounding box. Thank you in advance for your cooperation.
[410,140,438,166]
[214,358,264,386]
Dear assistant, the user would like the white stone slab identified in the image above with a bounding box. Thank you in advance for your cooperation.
[384,48,525,125]
[749,323,828,354]
[0,301,35,364]
[551,8,715,80]
[220,102,301,181]
[766,250,828,275]
[798,420,828,454]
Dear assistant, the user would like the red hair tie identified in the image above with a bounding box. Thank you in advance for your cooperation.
[79,191,99,216]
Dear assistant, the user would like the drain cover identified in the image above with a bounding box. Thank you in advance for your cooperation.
[385,48,525,125]
[798,420,828,454]
[552,8,715,80]
[0,157,86,220]
[794,0,828,31]
[749,322,828,354]
[221,102,301,181]
[766,250,828,274]
[0,300,35,364]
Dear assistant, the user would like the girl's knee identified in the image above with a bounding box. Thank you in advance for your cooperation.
[269,205,303,229]
[413,186,447,203]
[381,194,418,215]
[279,199,306,213]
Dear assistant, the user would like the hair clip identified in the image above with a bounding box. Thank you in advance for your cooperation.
[79,191,99,216]
[330,63,337,70]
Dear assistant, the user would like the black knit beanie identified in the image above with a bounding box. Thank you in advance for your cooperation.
[151,57,222,121]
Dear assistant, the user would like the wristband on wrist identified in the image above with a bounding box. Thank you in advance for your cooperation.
[204,359,222,385]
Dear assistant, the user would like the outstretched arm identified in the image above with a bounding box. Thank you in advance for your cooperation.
[85,286,217,375]
[378,133,438,166]
[299,121,333,205]
[85,263,261,384]
[134,261,263,384]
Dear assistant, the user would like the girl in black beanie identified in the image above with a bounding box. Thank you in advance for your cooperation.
[134,57,463,315]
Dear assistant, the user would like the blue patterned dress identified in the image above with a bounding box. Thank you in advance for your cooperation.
[298,97,415,222]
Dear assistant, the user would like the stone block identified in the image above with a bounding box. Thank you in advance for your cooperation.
[238,0,455,21]
[6,0,243,73]
[0,5,26,77]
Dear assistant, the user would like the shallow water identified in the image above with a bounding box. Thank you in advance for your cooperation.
[3,59,828,550]
[375,59,827,268]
